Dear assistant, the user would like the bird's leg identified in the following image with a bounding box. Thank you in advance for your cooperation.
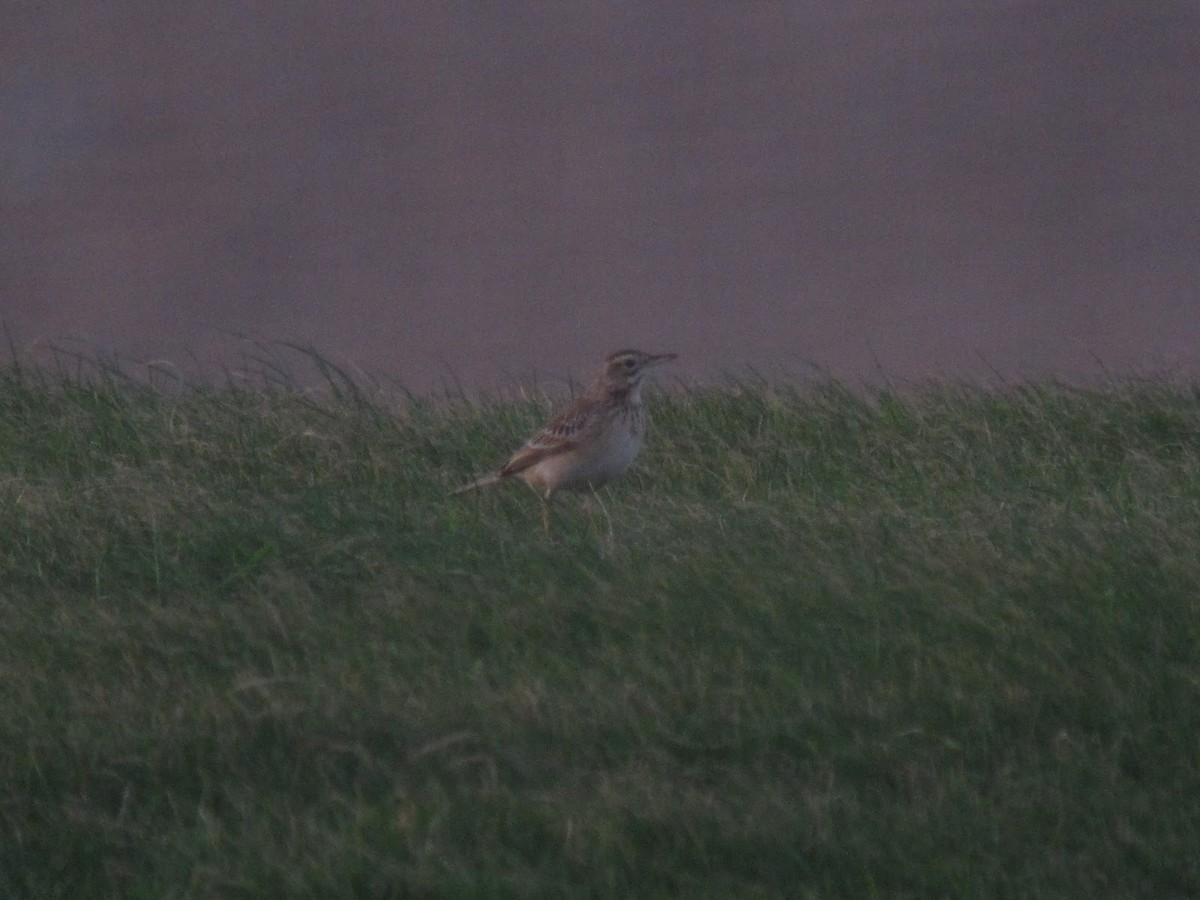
[541,493,553,536]
[588,487,615,543]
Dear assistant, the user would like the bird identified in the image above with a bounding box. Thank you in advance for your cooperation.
[452,349,678,532]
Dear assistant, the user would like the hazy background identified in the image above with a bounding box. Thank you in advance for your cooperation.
[3,1,1199,389]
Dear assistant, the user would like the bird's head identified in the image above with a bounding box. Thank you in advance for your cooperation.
[600,349,678,392]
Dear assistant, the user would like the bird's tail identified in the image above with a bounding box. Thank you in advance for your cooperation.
[450,472,505,496]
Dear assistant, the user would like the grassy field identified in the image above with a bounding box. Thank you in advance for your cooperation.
[2,353,1199,898]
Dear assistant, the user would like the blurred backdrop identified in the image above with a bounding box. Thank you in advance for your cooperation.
[3,1,1198,389]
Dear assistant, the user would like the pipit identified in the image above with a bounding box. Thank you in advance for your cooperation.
[452,349,677,531]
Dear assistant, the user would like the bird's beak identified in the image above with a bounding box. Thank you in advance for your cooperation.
[650,353,678,366]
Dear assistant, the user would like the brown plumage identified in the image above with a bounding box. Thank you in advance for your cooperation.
[452,349,677,530]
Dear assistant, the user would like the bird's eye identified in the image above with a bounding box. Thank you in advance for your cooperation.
[624,358,635,368]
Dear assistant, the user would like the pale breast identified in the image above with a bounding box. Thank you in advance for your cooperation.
[520,404,646,495]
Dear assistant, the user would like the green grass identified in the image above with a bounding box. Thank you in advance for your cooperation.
[2,353,1199,898]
